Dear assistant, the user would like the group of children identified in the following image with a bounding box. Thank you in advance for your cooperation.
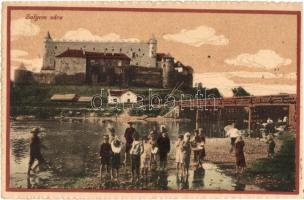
[99,123,208,183]
[99,123,172,183]
[175,128,206,177]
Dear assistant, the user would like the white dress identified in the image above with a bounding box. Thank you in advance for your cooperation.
[175,140,183,163]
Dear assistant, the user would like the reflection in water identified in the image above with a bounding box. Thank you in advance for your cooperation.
[192,167,205,189]
[12,139,28,164]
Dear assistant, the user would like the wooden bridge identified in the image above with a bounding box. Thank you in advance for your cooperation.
[169,94,297,135]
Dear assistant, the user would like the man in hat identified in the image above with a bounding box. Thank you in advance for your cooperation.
[157,125,170,170]
[124,122,135,165]
[99,135,112,179]
[28,127,46,175]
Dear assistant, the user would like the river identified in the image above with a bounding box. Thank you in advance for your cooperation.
[9,118,262,191]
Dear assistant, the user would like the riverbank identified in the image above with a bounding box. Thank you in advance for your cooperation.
[25,134,295,191]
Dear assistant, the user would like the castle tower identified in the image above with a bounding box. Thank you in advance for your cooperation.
[42,31,56,70]
[148,34,157,58]
[14,63,33,84]
[161,54,174,88]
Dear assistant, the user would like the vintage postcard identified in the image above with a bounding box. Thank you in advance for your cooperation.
[1,2,302,199]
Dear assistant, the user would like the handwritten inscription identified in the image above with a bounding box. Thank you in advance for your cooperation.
[25,14,63,21]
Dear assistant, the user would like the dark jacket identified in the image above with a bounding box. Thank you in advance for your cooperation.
[124,127,135,144]
[99,143,112,158]
[157,136,170,155]
[30,136,42,157]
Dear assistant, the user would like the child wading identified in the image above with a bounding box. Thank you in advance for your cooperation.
[235,136,246,174]
[28,127,47,175]
[141,135,152,179]
[191,128,206,169]
[111,137,122,181]
[182,132,191,177]
[99,135,112,180]
[175,134,184,176]
[267,135,276,158]
[130,132,144,183]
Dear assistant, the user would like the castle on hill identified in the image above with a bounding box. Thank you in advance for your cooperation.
[14,32,193,89]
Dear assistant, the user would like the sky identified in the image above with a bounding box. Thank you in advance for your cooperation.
[10,9,298,96]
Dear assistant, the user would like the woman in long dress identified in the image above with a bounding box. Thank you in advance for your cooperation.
[235,136,246,174]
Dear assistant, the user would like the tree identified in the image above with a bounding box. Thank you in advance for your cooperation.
[232,86,251,97]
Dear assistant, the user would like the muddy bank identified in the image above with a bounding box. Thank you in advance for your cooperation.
[26,137,279,190]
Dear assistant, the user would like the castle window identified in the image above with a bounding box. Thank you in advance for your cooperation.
[93,48,95,50]
[105,48,108,51]
[112,48,114,52]
[120,48,122,52]
[130,48,133,51]
[55,46,57,49]
[138,48,141,51]
[143,53,145,56]
[132,52,136,58]
[136,62,139,65]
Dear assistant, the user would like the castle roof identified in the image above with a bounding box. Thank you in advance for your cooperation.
[56,49,130,60]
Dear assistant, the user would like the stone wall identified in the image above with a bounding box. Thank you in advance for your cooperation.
[43,40,157,70]
[55,57,86,75]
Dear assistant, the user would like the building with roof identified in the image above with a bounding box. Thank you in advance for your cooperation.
[107,89,137,104]
[14,32,193,89]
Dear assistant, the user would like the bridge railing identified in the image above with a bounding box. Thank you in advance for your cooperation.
[177,94,297,108]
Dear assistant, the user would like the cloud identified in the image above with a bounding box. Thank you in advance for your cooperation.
[61,28,140,42]
[11,49,42,74]
[163,26,229,47]
[225,50,292,69]
[12,18,40,40]
[194,72,296,97]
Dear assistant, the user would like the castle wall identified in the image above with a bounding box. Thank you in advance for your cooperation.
[55,57,86,75]
[43,40,157,71]
[127,66,163,88]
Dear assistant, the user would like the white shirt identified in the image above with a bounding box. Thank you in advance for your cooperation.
[226,128,240,138]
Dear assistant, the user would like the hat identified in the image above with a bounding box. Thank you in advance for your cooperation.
[111,138,122,153]
[31,127,43,134]
[103,135,110,139]
[127,121,133,125]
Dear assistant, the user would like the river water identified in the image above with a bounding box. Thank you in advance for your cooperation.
[9,118,262,191]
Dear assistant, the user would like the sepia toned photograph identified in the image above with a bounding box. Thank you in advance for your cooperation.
[2,2,302,198]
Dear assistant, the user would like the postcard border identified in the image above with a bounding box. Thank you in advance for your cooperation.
[5,6,302,195]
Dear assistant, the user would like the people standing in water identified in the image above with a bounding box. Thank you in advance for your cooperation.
[124,122,135,165]
[111,137,122,181]
[157,126,171,170]
[225,122,240,153]
[129,132,144,183]
[141,135,152,179]
[235,136,246,174]
[99,135,112,179]
[28,127,46,175]
[182,132,191,177]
